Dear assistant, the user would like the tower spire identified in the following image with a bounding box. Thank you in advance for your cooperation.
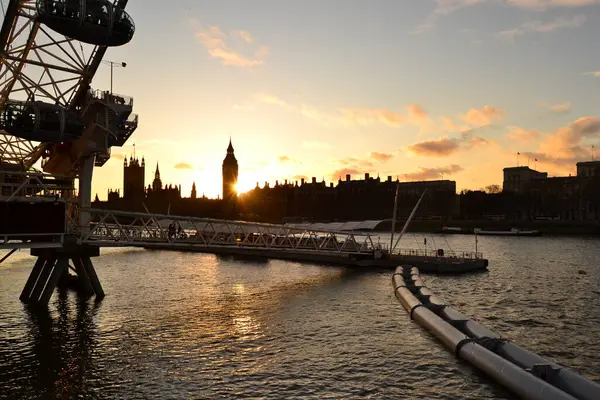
[155,162,160,179]
[227,137,234,154]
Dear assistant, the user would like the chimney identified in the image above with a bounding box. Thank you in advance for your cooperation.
[346,174,351,182]
[330,182,333,188]
[301,178,305,185]
[275,180,279,186]
[312,177,316,184]
[387,176,392,182]
[365,173,370,180]
[285,179,288,185]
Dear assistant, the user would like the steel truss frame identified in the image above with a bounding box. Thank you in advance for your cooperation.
[0,0,107,167]
[0,168,76,200]
[80,208,379,254]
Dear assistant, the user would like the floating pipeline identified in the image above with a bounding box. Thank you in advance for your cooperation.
[391,266,600,400]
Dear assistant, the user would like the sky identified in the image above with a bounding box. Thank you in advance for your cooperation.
[88,0,600,199]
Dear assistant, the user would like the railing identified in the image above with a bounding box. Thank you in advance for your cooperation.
[88,89,134,107]
[0,233,65,249]
[0,169,77,201]
[79,208,378,254]
[392,247,483,260]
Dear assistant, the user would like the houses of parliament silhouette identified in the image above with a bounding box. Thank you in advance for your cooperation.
[96,138,458,220]
[97,139,239,218]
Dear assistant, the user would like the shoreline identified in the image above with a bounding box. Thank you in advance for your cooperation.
[371,219,600,236]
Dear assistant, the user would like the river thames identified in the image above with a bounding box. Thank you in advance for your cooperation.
[1,233,599,399]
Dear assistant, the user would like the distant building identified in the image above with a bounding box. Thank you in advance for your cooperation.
[191,182,197,199]
[501,161,600,221]
[146,162,181,204]
[502,166,548,193]
[123,156,145,201]
[576,161,600,179]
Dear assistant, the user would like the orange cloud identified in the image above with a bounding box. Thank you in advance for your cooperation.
[340,108,405,127]
[539,116,600,158]
[195,26,266,67]
[405,165,464,181]
[338,157,374,168]
[278,156,299,163]
[407,137,461,157]
[111,153,126,160]
[370,152,394,162]
[331,167,362,180]
[584,71,600,78]
[460,105,505,128]
[550,102,572,113]
[175,162,193,169]
[292,175,308,182]
[506,126,542,143]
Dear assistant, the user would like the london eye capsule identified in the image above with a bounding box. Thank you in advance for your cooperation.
[36,0,135,47]
[0,100,85,143]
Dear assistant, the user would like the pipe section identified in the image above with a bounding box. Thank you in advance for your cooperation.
[391,266,598,400]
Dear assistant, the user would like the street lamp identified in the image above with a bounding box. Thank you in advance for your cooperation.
[103,60,127,94]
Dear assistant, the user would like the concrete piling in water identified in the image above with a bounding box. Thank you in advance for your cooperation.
[38,258,68,305]
[72,257,96,297]
[21,246,103,306]
[19,256,47,303]
[82,257,104,300]
[28,257,57,304]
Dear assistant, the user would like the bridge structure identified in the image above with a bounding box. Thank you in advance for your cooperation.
[0,0,138,306]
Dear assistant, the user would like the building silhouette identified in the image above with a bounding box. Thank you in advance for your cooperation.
[123,155,144,202]
[221,138,238,218]
[96,140,600,224]
[222,138,238,203]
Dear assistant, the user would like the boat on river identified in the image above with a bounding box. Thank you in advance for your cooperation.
[474,228,541,237]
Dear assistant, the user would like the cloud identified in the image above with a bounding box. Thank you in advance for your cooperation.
[411,0,488,34]
[370,152,394,162]
[584,71,600,78]
[406,137,462,157]
[505,116,600,174]
[506,126,542,143]
[550,102,572,113]
[340,104,429,127]
[331,167,362,180]
[232,30,253,43]
[413,0,596,34]
[111,153,125,160]
[539,116,600,158]
[174,163,193,169]
[278,156,299,163]
[405,165,464,181]
[292,175,308,182]
[497,15,586,37]
[195,25,266,67]
[338,157,374,168]
[505,0,599,10]
[460,105,505,128]
[256,93,429,129]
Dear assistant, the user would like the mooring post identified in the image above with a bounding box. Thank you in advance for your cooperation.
[72,256,96,297]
